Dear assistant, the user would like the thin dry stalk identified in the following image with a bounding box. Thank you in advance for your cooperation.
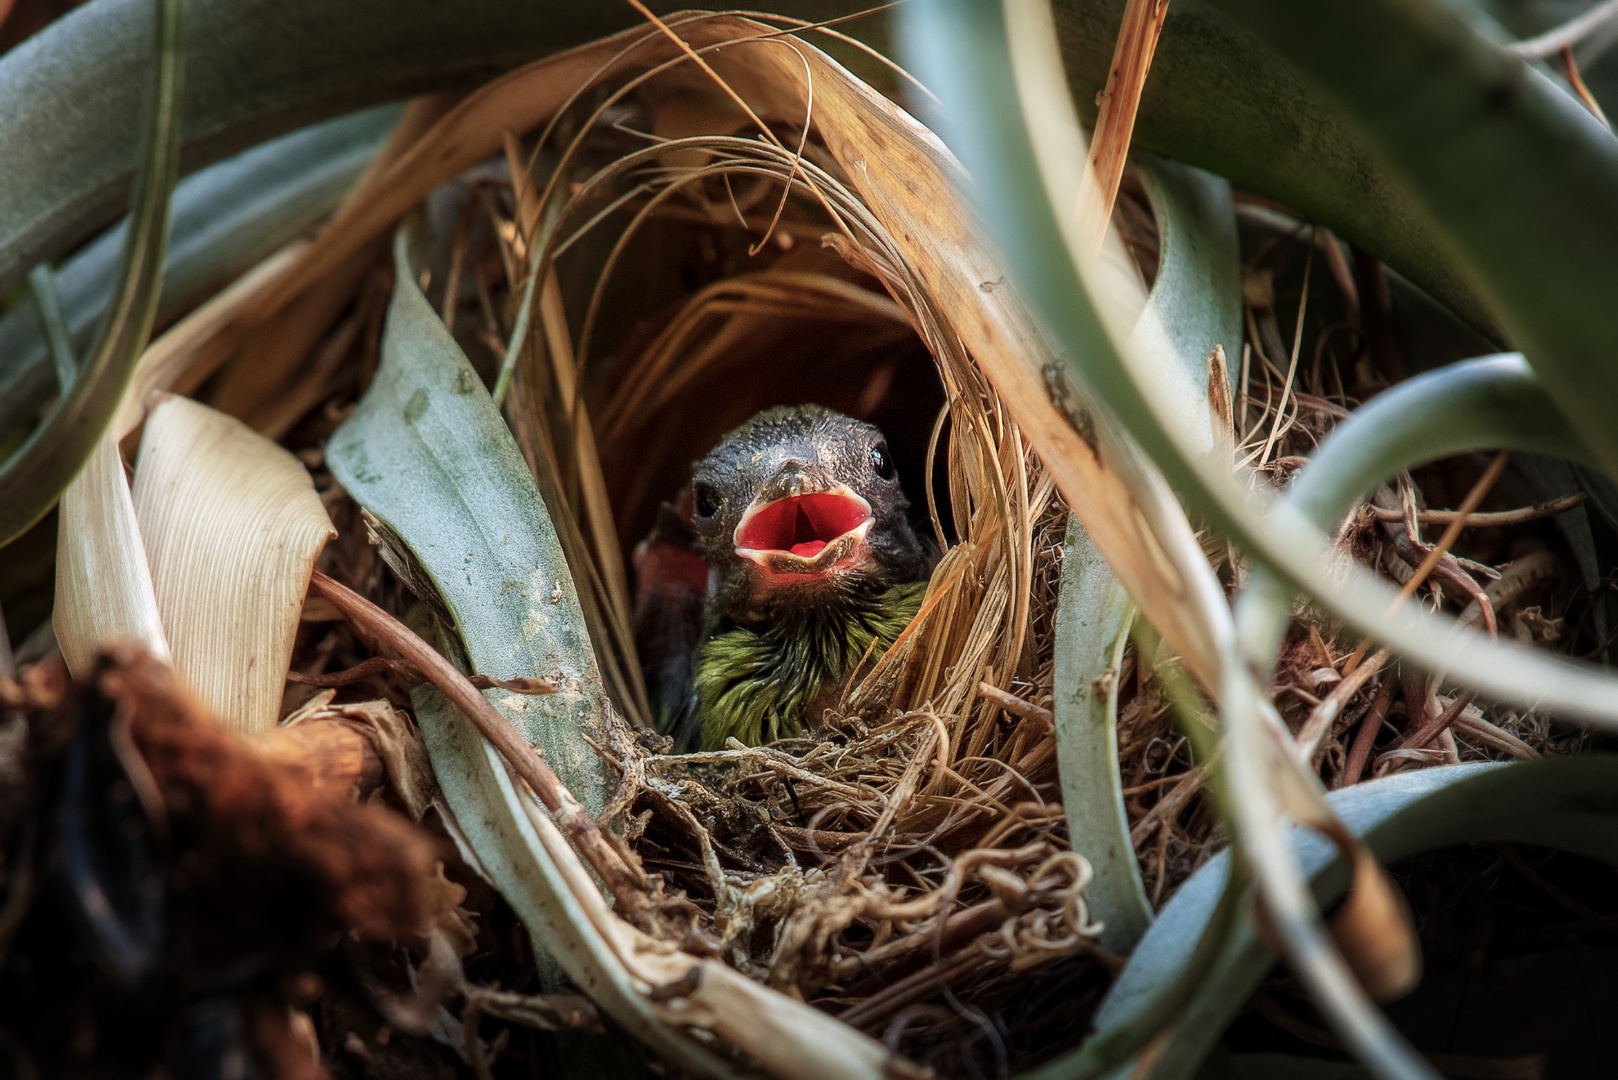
[1078,0,1172,248]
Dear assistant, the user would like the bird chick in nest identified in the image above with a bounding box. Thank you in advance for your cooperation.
[635,405,936,752]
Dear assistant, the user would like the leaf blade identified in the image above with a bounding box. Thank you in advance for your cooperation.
[327,225,612,813]
[1054,518,1150,951]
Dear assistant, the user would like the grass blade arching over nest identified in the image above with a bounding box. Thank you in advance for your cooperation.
[0,0,184,547]
[131,395,335,735]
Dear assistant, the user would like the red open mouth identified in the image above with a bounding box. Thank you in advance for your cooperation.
[735,491,873,559]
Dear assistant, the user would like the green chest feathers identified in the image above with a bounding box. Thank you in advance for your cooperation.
[694,581,927,750]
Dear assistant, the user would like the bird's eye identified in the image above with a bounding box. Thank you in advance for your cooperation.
[693,482,719,519]
[869,443,896,480]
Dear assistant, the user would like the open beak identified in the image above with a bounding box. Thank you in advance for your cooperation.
[733,488,873,574]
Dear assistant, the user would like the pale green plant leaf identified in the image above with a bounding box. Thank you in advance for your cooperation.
[1081,757,1618,1080]
[325,226,612,812]
[1053,517,1148,952]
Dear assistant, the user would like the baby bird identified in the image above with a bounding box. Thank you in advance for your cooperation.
[648,405,935,751]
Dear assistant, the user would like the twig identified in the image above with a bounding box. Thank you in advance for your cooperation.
[1561,45,1612,126]
[1129,763,1209,845]
[1452,711,1540,760]
[1078,0,1172,248]
[1337,677,1394,788]
[1386,689,1477,757]
[306,571,650,905]
[1341,451,1509,677]
[977,682,1054,726]
[287,656,557,694]
[1508,0,1618,59]
[1369,492,1585,526]
[441,193,480,335]
[1295,647,1388,765]
[1258,235,1315,465]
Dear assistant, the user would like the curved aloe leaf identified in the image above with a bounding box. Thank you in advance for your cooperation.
[1076,757,1618,1080]
[1129,152,1243,422]
[0,105,398,442]
[1053,517,1149,952]
[1203,0,1618,484]
[1285,354,1588,535]
[0,0,883,297]
[1052,150,1238,951]
[899,1,1618,733]
[1237,354,1591,660]
[0,0,184,548]
[326,226,611,813]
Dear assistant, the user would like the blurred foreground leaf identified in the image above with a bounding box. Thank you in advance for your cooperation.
[1079,757,1618,1079]
[0,0,184,547]
[0,105,398,442]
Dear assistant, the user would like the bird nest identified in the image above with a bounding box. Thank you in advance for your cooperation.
[445,21,1114,1071]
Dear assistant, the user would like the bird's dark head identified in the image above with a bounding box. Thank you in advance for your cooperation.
[690,405,931,625]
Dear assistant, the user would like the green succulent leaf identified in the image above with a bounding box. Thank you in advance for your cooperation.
[1053,517,1149,952]
[1082,757,1618,1080]
[326,225,612,813]
[1130,152,1244,410]
[0,105,398,443]
[0,0,185,547]
[328,223,738,1077]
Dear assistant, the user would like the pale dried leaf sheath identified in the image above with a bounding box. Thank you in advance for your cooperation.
[132,395,335,734]
[54,432,171,676]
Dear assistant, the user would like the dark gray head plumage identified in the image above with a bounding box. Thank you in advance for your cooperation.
[689,404,932,628]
